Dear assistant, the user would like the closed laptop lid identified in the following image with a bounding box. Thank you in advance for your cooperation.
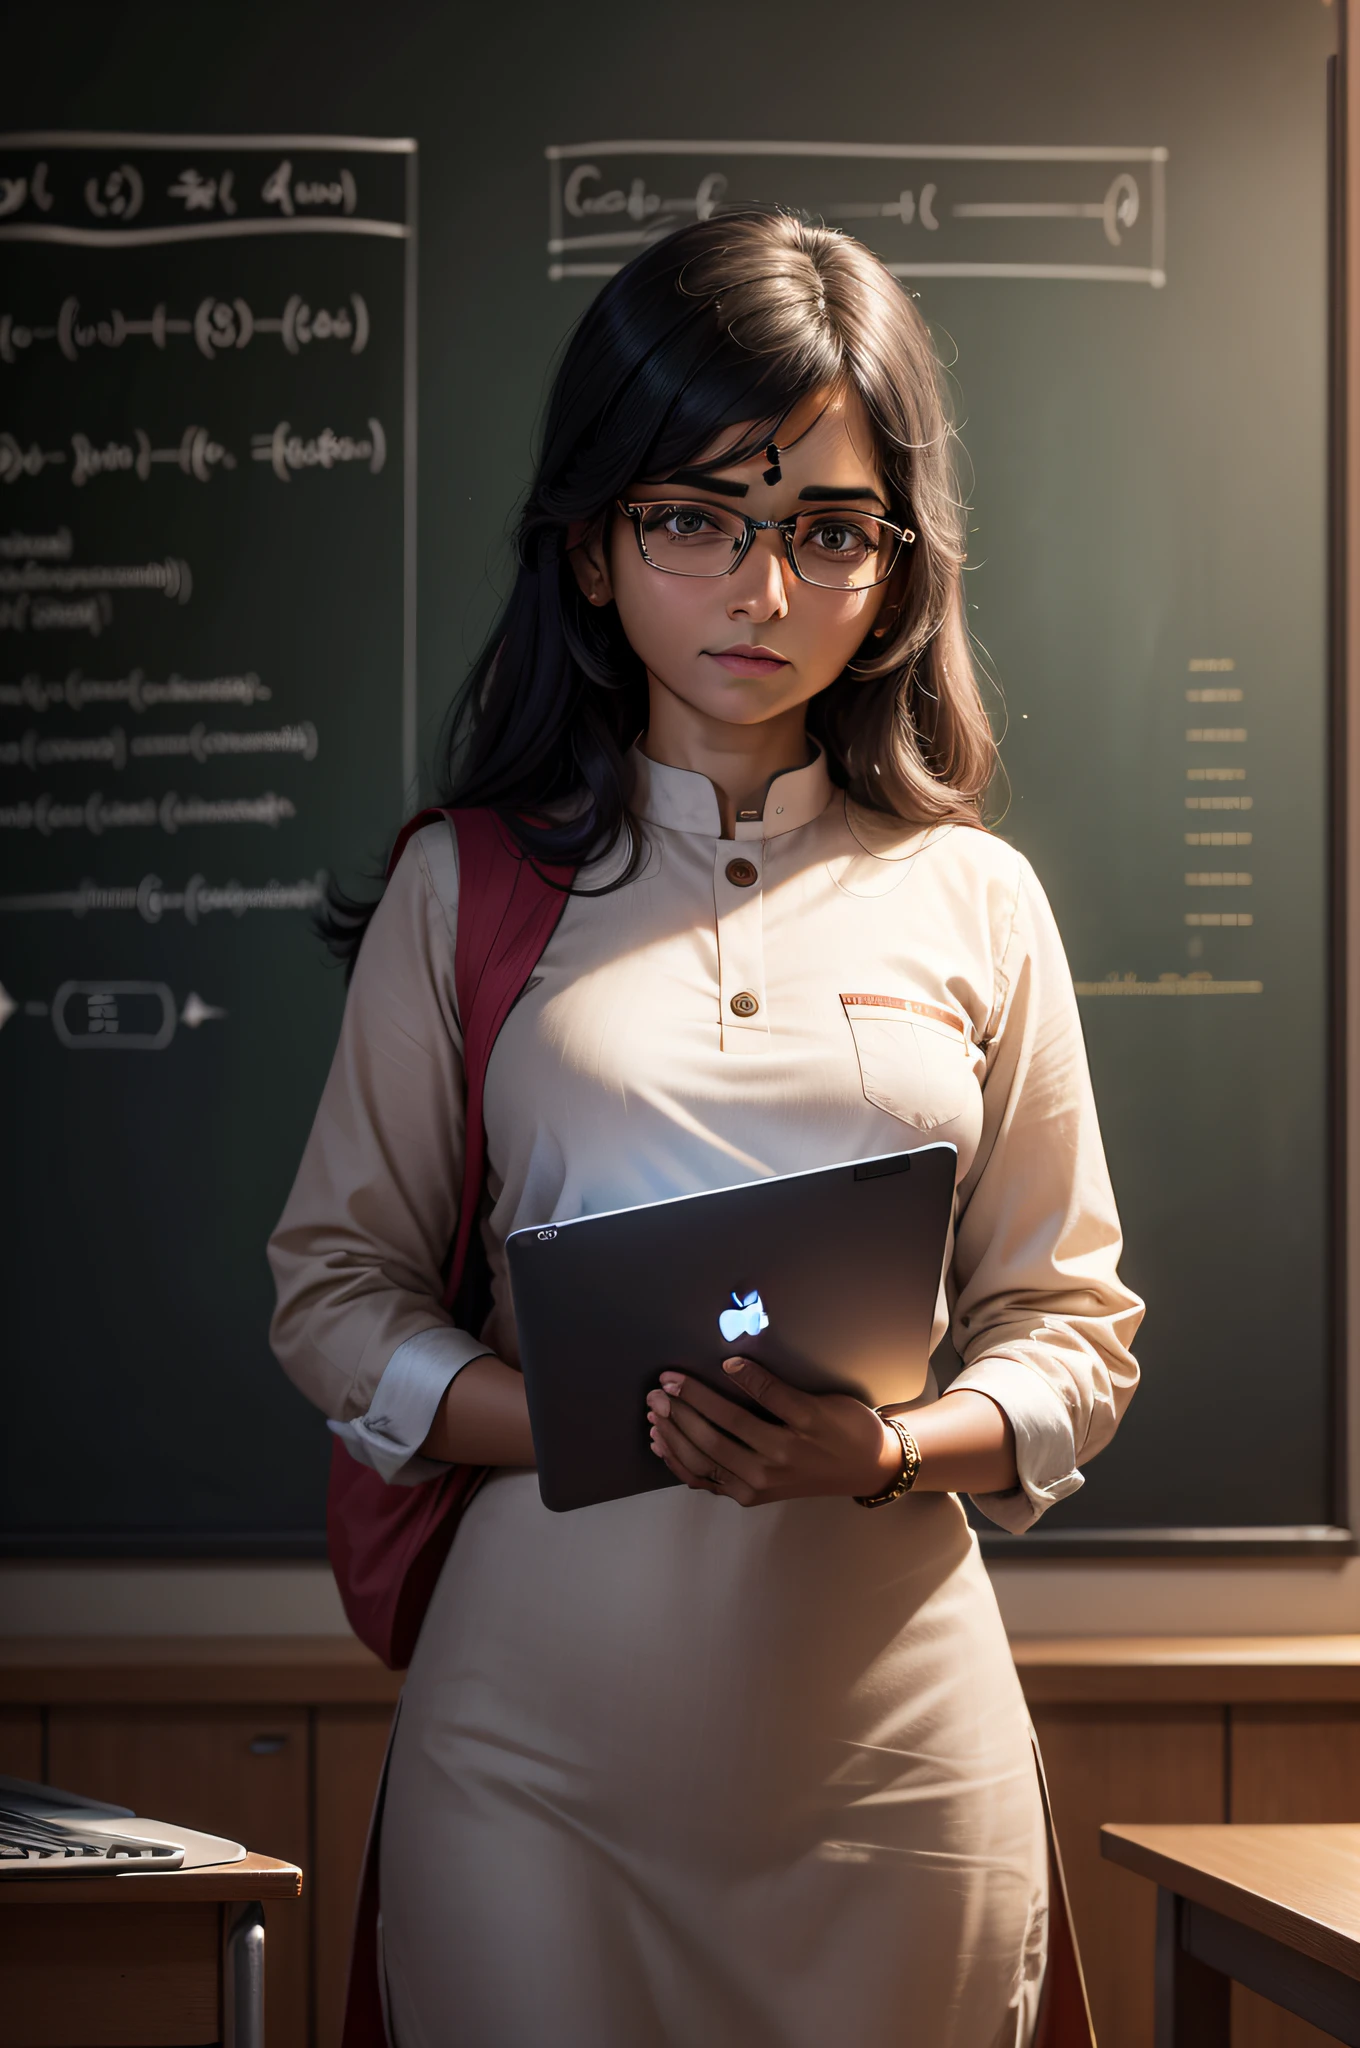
[507,1142,956,1512]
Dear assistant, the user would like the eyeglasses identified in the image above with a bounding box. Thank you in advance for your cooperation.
[616,499,915,591]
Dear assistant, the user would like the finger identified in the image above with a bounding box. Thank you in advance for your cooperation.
[649,1417,714,1488]
[656,1372,786,1455]
[652,1412,722,1481]
[654,1433,719,1491]
[719,1355,816,1431]
[655,1400,767,1491]
[651,1414,730,1489]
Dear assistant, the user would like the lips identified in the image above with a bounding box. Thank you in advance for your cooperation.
[707,645,790,677]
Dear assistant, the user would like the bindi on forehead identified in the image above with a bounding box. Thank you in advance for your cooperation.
[658,393,888,503]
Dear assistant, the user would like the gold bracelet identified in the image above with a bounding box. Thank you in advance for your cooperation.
[854,1416,922,1508]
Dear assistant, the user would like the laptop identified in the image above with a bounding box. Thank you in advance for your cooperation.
[506,1142,956,1512]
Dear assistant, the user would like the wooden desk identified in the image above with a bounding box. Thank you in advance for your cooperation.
[0,1851,303,2048]
[1101,1823,1360,2046]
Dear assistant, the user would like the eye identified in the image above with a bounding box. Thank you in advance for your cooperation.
[805,516,878,560]
[641,503,728,541]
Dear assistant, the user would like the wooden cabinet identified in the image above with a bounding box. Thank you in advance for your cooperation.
[8,1636,1360,2048]
[1032,1706,1225,2048]
[47,1708,311,2048]
[1227,1707,1360,2048]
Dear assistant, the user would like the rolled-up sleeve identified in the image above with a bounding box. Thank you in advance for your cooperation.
[946,854,1144,1533]
[268,824,492,1469]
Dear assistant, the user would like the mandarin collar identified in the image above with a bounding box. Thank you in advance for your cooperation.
[628,742,834,842]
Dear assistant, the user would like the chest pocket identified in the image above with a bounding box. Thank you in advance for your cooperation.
[840,993,970,1133]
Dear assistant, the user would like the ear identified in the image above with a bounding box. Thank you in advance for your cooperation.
[567,517,614,607]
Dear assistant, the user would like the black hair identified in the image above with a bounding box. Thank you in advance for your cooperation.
[322,208,995,970]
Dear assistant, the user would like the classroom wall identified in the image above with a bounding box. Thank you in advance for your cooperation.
[4,1556,1359,1639]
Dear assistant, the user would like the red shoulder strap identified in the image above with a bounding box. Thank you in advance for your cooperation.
[389,807,574,1308]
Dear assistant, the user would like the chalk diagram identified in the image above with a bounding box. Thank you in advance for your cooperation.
[0,977,225,1050]
[545,141,1167,286]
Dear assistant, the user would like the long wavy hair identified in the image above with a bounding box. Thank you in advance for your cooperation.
[325,208,998,967]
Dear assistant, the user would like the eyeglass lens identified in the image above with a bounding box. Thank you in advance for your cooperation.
[631,502,900,589]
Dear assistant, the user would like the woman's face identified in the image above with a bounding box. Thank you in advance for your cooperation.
[574,386,897,731]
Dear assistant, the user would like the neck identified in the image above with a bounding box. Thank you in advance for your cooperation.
[641,674,812,836]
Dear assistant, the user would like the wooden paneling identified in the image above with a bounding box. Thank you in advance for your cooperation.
[0,1900,220,2047]
[313,1708,395,2048]
[1014,1638,1360,1707]
[1031,1705,1225,2048]
[0,1708,42,1781]
[47,1708,310,2047]
[11,1639,1360,2048]
[0,1635,401,1708]
[8,1634,1360,1711]
[1228,1708,1360,2048]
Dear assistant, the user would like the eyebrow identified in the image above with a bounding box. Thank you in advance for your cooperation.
[660,467,749,498]
[797,485,886,504]
[653,471,888,507]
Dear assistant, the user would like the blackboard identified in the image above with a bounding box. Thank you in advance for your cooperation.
[0,0,1345,1554]
[0,132,413,1549]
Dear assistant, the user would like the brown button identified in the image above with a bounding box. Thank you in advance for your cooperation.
[730,991,760,1019]
[725,858,758,888]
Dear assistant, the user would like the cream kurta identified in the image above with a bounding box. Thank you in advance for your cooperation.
[270,747,1142,2048]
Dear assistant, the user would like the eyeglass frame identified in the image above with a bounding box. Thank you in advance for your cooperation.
[614,498,916,590]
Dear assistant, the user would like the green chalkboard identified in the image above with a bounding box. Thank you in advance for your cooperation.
[0,0,1343,1552]
[0,131,413,1548]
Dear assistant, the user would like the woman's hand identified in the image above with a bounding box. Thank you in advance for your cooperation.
[646,1363,1021,1505]
[646,1357,902,1505]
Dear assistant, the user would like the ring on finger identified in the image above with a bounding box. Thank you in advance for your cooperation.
[708,1465,725,1486]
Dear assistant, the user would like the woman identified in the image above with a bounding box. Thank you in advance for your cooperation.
[270,209,1142,2048]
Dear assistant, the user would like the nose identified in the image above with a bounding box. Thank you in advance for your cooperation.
[726,531,792,623]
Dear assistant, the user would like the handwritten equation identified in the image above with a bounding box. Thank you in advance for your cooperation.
[0,870,327,922]
[0,720,318,771]
[0,140,412,246]
[0,669,272,714]
[0,292,370,365]
[545,141,1168,286]
[0,545,190,637]
[0,789,297,835]
[1,126,412,1151]
[2,420,387,487]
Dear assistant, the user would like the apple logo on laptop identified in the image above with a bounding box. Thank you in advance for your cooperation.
[719,1290,770,1343]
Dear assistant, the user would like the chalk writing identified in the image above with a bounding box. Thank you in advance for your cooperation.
[0,670,271,714]
[0,978,228,1051]
[0,790,297,834]
[0,558,190,600]
[250,418,386,480]
[546,141,1168,286]
[0,437,66,482]
[0,871,327,922]
[84,164,143,221]
[0,720,316,771]
[0,292,370,364]
[261,159,358,217]
[167,168,236,216]
[0,528,71,560]
[0,162,53,219]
